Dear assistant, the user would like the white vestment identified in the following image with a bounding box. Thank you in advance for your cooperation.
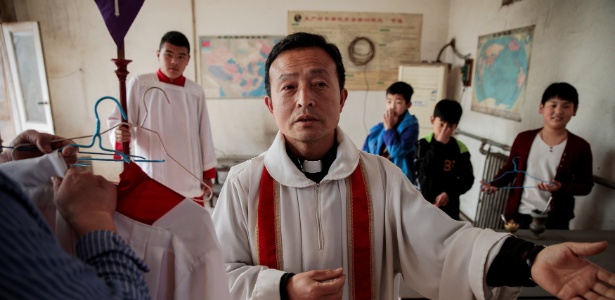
[0,153,230,300]
[108,73,217,197]
[212,127,518,300]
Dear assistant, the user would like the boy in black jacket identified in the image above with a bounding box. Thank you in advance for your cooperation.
[415,99,474,220]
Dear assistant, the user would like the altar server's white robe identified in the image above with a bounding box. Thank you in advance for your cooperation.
[213,127,518,300]
[108,73,217,198]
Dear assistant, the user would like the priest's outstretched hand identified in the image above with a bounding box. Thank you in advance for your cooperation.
[533,241,615,299]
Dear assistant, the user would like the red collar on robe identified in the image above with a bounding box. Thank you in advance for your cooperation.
[116,162,185,225]
[257,161,374,299]
[157,69,186,87]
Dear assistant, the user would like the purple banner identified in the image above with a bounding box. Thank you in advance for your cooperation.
[95,0,144,48]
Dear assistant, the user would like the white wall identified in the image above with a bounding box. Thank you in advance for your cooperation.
[13,0,615,229]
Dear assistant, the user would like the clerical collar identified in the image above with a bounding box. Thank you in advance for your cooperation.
[286,142,338,183]
[302,160,322,173]
[157,69,186,87]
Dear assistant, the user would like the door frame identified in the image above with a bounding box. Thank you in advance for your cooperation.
[1,21,54,134]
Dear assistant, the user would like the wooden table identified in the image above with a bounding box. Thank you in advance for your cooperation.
[400,230,615,299]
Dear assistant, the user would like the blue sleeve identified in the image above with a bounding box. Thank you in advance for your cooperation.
[0,172,150,300]
[362,124,382,154]
[361,135,370,152]
[382,118,419,158]
[76,231,151,300]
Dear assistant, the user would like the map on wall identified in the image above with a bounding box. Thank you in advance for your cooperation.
[199,36,282,99]
[471,25,534,121]
[288,11,422,91]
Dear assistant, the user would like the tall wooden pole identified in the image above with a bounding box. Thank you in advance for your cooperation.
[113,44,132,169]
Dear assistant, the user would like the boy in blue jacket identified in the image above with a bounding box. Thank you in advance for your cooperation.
[362,81,419,181]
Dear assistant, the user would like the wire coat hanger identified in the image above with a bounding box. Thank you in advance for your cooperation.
[114,121,213,202]
[135,87,213,201]
[69,96,164,163]
[141,86,171,127]
[5,95,211,202]
[483,156,554,190]
[106,92,214,200]
[0,98,151,163]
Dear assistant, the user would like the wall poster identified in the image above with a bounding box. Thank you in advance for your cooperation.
[471,25,535,121]
[199,35,282,99]
[288,11,422,91]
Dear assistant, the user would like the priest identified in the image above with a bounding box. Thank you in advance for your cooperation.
[212,32,615,300]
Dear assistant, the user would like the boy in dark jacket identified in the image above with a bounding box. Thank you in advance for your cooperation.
[415,99,474,220]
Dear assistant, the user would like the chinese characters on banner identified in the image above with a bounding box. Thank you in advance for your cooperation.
[288,11,422,91]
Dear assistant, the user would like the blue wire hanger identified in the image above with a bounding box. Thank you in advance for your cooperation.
[0,97,151,162]
[69,96,164,163]
[482,156,554,190]
[1,96,211,201]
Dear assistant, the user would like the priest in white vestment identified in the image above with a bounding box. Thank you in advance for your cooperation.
[212,32,615,300]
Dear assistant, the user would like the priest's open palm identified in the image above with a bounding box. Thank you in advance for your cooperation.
[532,241,615,299]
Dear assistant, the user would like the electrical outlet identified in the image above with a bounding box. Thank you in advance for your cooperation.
[460,59,473,87]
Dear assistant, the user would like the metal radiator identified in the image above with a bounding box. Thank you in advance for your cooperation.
[474,147,512,230]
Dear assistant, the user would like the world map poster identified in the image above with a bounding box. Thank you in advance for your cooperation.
[471,25,534,121]
[199,36,282,99]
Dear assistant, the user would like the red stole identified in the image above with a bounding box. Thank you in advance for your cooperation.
[256,166,282,269]
[257,161,374,299]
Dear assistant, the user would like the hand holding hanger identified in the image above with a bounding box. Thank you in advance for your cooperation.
[0,130,78,165]
[115,126,131,143]
[537,180,561,193]
[480,180,499,194]
[481,156,555,193]
[112,86,171,145]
